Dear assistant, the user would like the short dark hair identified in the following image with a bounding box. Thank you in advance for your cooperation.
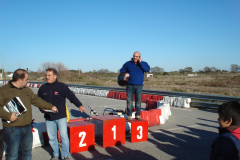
[218,101,240,126]
[46,68,58,76]
[12,69,28,82]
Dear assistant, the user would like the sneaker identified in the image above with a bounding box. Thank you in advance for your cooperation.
[50,156,59,160]
[127,116,132,120]
[135,116,142,120]
[63,157,70,160]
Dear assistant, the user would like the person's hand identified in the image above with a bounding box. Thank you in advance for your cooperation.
[10,112,19,122]
[51,106,58,113]
[138,57,142,63]
[125,73,130,77]
[79,106,86,113]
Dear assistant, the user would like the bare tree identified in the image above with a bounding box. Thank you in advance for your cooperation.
[198,69,204,74]
[38,61,69,81]
[210,67,218,72]
[97,69,110,73]
[184,67,193,73]
[230,64,239,72]
[179,69,184,73]
[150,66,164,73]
[203,66,212,73]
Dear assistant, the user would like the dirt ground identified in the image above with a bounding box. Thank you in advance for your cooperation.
[65,72,240,97]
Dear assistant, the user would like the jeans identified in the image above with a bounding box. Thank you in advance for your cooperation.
[0,130,4,160]
[3,124,33,160]
[126,84,143,116]
[46,117,70,159]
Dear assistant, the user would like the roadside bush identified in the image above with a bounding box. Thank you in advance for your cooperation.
[172,87,186,92]
[86,81,102,86]
[199,81,228,87]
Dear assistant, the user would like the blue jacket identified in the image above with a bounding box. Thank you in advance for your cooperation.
[120,59,150,85]
[37,79,82,121]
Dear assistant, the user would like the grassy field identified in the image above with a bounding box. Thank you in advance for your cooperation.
[28,71,240,97]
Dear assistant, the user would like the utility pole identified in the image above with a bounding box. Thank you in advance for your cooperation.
[195,65,196,75]
[0,54,7,81]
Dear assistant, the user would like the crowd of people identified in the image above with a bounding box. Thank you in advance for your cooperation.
[0,51,240,160]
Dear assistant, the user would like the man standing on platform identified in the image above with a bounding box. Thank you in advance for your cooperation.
[0,69,58,160]
[38,68,85,160]
[120,51,150,120]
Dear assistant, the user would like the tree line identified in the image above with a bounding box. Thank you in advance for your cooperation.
[150,64,240,74]
[37,62,240,77]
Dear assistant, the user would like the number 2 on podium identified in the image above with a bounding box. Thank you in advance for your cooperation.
[79,131,87,147]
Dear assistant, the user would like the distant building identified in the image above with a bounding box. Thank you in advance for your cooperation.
[0,73,2,77]
[146,74,153,77]
[188,74,197,76]
[7,73,13,78]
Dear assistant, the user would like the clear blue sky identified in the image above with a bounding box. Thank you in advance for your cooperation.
[0,0,239,73]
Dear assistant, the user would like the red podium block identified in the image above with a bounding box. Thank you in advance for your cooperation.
[91,115,125,148]
[126,119,148,143]
[67,121,95,153]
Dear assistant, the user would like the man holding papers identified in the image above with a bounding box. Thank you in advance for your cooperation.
[0,69,58,160]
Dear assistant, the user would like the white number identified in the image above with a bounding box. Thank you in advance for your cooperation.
[137,126,143,139]
[112,125,116,140]
[79,131,87,147]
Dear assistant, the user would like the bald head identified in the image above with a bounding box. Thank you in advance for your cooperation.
[133,51,141,62]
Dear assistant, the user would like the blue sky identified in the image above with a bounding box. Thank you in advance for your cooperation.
[0,0,239,73]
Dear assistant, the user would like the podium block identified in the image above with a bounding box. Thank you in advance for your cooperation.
[91,115,125,148]
[126,119,148,143]
[67,121,95,153]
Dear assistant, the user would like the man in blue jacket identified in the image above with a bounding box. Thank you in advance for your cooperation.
[120,51,150,120]
[38,68,85,160]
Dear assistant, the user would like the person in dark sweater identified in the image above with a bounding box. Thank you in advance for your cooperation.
[210,100,240,160]
[38,68,85,160]
[120,51,150,120]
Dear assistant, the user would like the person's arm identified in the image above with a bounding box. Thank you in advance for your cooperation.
[31,89,57,111]
[64,84,85,113]
[120,62,127,74]
[120,62,130,77]
[139,61,150,72]
[0,94,16,121]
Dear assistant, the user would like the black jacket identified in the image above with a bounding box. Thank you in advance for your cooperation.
[210,127,240,160]
[38,79,82,120]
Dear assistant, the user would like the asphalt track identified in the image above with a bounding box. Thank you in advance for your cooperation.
[1,86,219,160]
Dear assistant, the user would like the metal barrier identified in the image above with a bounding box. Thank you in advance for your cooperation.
[2,81,240,109]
